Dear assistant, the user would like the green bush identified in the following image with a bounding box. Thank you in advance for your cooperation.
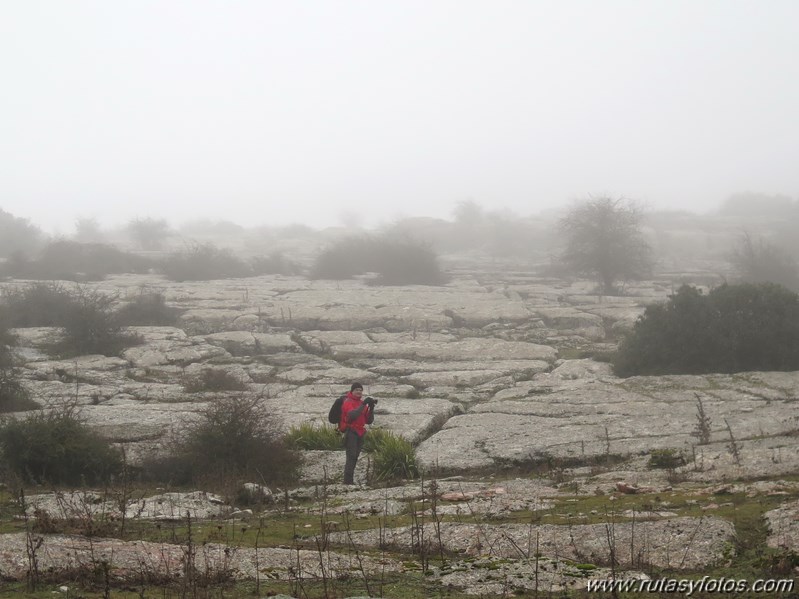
[614,283,799,376]
[310,236,447,285]
[2,240,152,281]
[115,290,183,326]
[164,396,300,486]
[364,429,419,482]
[0,406,123,485]
[160,242,251,281]
[285,422,343,450]
[0,208,43,258]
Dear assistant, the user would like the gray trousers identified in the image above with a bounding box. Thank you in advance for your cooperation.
[343,429,365,485]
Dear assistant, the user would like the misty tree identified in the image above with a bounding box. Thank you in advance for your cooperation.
[126,217,171,250]
[560,197,653,294]
[73,217,105,243]
[730,232,799,291]
[0,208,43,258]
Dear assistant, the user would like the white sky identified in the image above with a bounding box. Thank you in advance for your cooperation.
[1,0,798,233]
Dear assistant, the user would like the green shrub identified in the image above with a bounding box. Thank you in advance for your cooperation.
[2,240,152,281]
[160,242,251,281]
[614,283,799,376]
[115,290,183,326]
[285,422,343,450]
[183,368,248,393]
[364,429,419,481]
[164,396,300,486]
[53,287,140,358]
[310,236,447,285]
[0,406,123,485]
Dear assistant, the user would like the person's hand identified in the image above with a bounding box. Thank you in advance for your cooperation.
[363,397,377,409]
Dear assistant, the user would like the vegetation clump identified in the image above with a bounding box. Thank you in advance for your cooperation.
[614,283,799,376]
[154,396,300,487]
[285,422,343,450]
[0,282,141,357]
[115,290,183,326]
[0,404,123,485]
[160,242,250,281]
[310,236,447,285]
[559,197,653,294]
[2,240,152,281]
[364,428,419,482]
[183,368,248,393]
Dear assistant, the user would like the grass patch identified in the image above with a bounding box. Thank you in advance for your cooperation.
[182,368,249,393]
[285,422,343,450]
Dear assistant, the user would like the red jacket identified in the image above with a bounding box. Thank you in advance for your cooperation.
[340,392,372,437]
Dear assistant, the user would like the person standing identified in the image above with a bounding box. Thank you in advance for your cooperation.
[340,382,375,485]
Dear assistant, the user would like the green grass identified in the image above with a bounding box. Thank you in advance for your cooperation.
[284,422,343,450]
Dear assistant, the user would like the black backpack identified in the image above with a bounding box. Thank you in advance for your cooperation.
[328,394,346,430]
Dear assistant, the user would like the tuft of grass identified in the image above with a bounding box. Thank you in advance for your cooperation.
[364,428,419,482]
[284,422,343,450]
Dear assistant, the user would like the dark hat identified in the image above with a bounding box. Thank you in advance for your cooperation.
[350,382,364,392]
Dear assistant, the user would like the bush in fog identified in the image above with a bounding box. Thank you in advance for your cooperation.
[126,217,172,250]
[0,316,37,412]
[560,197,654,294]
[0,208,44,258]
[729,232,799,292]
[1,283,140,357]
[151,396,300,487]
[250,251,302,276]
[0,405,123,485]
[115,289,183,326]
[614,283,799,376]
[2,240,152,281]
[310,236,447,285]
[160,242,250,281]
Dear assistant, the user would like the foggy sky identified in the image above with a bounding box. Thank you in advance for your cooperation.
[2,1,798,233]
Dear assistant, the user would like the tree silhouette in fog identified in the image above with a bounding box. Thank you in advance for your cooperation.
[560,197,653,294]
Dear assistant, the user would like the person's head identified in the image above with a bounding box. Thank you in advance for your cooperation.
[350,382,363,397]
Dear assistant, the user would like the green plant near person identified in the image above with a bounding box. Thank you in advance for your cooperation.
[159,395,301,488]
[285,422,343,450]
[364,428,419,482]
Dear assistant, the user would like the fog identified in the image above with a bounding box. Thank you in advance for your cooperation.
[1,1,798,233]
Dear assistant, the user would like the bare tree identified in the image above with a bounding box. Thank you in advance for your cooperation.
[729,231,799,291]
[560,197,653,294]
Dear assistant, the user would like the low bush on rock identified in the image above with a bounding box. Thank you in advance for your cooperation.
[0,283,141,358]
[2,240,152,281]
[160,242,250,281]
[310,236,447,285]
[0,318,36,412]
[157,396,300,487]
[250,252,303,276]
[183,368,248,393]
[614,283,799,376]
[0,405,123,485]
[115,290,183,326]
